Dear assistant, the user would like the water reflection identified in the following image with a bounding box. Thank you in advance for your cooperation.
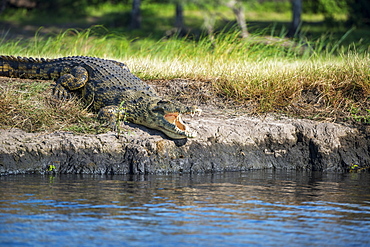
[1,170,370,246]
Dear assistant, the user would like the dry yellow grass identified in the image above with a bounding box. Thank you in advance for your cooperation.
[126,53,370,115]
[0,78,107,133]
[0,29,369,132]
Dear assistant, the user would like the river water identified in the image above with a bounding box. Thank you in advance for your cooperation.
[1,170,370,246]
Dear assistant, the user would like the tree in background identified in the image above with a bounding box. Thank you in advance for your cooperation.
[165,0,186,35]
[226,0,249,38]
[187,0,248,38]
[347,0,370,26]
[174,2,185,32]
[130,0,141,29]
[0,0,6,14]
[288,0,302,37]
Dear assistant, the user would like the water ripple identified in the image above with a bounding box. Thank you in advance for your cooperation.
[1,171,370,246]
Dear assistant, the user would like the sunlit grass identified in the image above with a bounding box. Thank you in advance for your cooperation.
[0,26,369,132]
[1,28,369,104]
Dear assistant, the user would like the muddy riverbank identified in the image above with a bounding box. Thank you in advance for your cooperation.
[1,78,369,175]
[1,113,369,175]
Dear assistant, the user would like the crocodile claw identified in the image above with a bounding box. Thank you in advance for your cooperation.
[53,84,71,99]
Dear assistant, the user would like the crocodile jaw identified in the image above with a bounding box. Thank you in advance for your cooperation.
[134,111,197,139]
[125,97,200,139]
[161,112,197,139]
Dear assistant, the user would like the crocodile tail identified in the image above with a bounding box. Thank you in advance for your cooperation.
[0,55,17,77]
[0,55,51,78]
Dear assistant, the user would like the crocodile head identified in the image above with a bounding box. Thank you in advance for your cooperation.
[132,98,201,139]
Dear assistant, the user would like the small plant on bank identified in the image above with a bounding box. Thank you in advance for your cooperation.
[115,100,129,138]
[349,164,370,173]
[349,105,370,124]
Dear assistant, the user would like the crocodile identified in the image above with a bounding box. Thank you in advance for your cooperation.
[0,55,201,139]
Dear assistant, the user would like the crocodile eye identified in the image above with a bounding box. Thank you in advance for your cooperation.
[158,100,170,104]
[152,106,164,114]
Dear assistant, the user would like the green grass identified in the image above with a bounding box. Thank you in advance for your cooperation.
[0,2,369,132]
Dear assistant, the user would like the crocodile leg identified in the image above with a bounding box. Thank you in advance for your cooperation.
[97,105,120,129]
[53,66,88,98]
[97,105,134,133]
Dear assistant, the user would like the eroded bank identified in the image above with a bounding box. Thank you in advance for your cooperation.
[1,114,369,175]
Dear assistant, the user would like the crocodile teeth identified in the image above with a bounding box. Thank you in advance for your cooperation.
[190,108,202,117]
[163,111,198,138]
[164,113,186,131]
